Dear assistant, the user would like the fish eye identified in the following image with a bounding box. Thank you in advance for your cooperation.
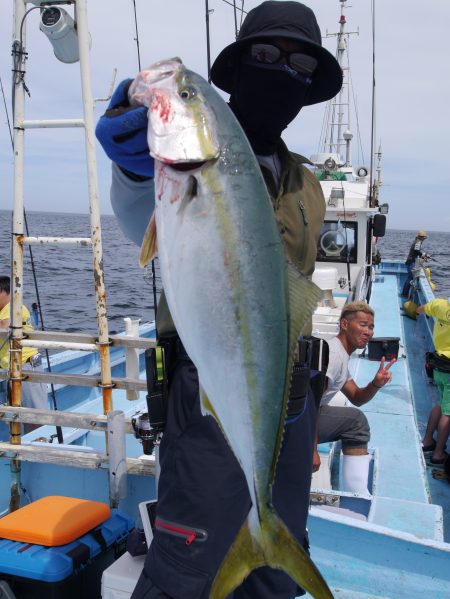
[179,87,196,101]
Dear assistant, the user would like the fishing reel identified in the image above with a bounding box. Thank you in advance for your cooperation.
[131,411,161,456]
[132,345,169,455]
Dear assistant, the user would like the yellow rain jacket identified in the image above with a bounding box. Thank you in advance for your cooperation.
[424,299,450,359]
[0,303,38,369]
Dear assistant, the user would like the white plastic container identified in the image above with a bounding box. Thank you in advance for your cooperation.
[101,552,145,599]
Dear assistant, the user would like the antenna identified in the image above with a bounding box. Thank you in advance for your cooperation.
[324,1,358,162]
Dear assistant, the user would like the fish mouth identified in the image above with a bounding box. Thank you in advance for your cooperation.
[169,160,209,172]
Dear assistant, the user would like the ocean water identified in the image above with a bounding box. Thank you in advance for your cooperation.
[377,229,450,298]
[0,210,161,334]
[1,210,449,334]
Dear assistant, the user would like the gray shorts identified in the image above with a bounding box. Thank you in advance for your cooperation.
[318,404,370,450]
[22,357,48,410]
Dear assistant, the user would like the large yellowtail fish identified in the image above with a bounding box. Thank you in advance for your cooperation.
[131,58,331,599]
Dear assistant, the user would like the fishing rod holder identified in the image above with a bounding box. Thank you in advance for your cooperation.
[132,344,170,455]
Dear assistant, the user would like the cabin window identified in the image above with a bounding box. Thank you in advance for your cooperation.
[316,220,358,263]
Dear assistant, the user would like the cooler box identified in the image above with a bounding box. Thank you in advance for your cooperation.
[0,504,134,599]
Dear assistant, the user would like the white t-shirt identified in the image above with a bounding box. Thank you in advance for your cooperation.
[321,337,352,406]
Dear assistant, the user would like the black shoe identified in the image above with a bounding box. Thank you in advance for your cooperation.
[422,439,436,453]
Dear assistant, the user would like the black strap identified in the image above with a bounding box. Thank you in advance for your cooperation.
[427,351,450,373]
[90,527,108,552]
[66,542,90,570]
[287,365,309,417]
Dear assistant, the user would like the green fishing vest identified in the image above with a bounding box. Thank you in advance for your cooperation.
[156,142,325,338]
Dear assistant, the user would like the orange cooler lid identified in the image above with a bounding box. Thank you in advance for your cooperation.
[0,496,111,546]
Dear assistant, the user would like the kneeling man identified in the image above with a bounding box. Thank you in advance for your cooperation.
[314,301,395,496]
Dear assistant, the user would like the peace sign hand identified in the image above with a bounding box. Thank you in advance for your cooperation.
[372,356,396,389]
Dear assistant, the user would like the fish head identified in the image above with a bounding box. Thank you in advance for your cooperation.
[129,58,220,164]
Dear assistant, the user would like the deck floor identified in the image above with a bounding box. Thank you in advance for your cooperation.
[345,273,450,541]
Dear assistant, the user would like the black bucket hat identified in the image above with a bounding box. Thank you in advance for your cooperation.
[211,1,343,106]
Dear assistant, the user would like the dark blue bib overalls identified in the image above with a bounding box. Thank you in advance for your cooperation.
[131,343,316,599]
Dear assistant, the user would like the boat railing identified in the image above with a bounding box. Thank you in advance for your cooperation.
[1,330,155,392]
[3,0,153,512]
[0,405,154,508]
[9,0,116,417]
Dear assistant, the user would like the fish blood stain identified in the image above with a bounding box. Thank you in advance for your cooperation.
[151,92,172,123]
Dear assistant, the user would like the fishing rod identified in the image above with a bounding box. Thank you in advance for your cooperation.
[205,0,212,82]
[24,212,64,444]
[131,0,159,318]
[425,254,445,267]
[368,0,377,207]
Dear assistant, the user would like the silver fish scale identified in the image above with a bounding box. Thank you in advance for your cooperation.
[149,62,291,516]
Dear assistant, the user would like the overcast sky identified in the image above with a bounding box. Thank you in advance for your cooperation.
[1,0,449,232]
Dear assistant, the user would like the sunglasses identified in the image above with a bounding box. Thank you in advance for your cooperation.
[250,43,318,76]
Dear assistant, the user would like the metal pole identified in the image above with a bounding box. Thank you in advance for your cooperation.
[9,0,27,513]
[336,5,346,158]
[75,0,113,415]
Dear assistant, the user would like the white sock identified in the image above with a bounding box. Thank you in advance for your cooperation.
[341,454,372,498]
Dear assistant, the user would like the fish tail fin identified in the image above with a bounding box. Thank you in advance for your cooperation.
[210,507,333,599]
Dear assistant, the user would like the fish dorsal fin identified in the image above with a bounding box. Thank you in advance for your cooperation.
[269,262,321,484]
[139,212,157,267]
[285,261,321,363]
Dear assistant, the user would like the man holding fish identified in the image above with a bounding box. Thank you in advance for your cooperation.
[96,2,342,598]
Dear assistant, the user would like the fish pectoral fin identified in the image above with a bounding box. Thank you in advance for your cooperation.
[210,508,333,599]
[139,212,157,267]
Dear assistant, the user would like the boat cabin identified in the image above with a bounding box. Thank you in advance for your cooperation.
[310,152,384,339]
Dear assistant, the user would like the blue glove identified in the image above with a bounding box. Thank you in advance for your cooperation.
[95,79,154,178]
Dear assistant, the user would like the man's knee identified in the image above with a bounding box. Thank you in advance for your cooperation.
[342,409,370,448]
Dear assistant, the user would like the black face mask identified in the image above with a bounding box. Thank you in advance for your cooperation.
[229,61,311,155]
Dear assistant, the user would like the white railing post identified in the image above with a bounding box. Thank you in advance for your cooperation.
[124,318,141,401]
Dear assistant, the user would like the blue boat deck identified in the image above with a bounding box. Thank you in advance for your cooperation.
[303,266,450,597]
[349,271,445,540]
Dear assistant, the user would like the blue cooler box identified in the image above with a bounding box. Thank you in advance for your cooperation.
[0,509,134,599]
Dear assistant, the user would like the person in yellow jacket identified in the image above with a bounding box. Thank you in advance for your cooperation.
[0,276,47,436]
[418,298,450,465]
